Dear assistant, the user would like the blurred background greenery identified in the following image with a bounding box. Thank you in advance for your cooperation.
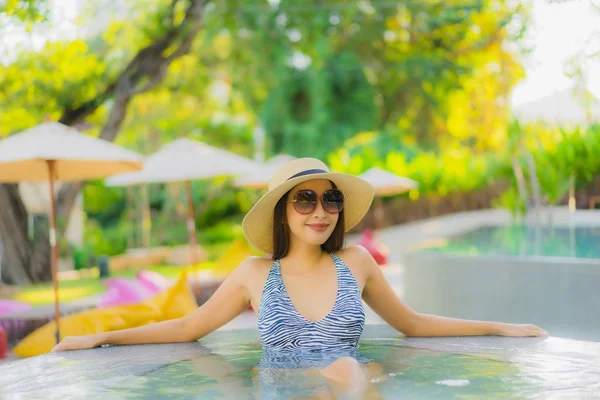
[1,0,599,285]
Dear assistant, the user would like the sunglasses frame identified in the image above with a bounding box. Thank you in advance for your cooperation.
[287,189,345,215]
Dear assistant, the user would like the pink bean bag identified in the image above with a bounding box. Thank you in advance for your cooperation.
[0,299,31,316]
[97,277,154,308]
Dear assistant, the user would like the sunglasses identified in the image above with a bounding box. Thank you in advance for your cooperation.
[287,189,344,215]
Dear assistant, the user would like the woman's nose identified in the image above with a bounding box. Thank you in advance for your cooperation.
[311,198,326,217]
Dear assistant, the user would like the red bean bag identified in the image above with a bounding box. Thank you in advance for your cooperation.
[358,229,389,265]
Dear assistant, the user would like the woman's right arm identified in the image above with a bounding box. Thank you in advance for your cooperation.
[52,258,256,352]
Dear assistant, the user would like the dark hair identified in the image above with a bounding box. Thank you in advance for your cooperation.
[272,181,345,259]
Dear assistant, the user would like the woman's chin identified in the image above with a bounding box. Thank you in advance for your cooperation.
[302,229,333,245]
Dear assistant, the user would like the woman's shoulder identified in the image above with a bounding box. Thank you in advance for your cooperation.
[227,256,275,292]
[335,245,377,275]
[233,256,275,279]
[336,244,374,264]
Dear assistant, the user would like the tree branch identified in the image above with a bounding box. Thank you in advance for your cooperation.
[448,28,503,60]
[167,0,182,27]
[129,66,168,96]
[58,0,205,127]
[58,82,117,126]
[55,0,207,235]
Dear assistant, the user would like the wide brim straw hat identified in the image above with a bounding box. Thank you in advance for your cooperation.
[242,158,375,254]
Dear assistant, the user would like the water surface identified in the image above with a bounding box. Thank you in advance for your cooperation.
[424,225,600,259]
[1,325,599,399]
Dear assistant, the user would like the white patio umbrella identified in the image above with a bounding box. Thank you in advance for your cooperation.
[359,167,418,229]
[105,138,260,265]
[0,122,144,343]
[233,154,297,189]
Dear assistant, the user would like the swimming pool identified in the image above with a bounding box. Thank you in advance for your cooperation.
[1,325,599,399]
[423,225,600,260]
[403,223,600,343]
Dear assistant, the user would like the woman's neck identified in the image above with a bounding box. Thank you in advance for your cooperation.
[283,240,325,270]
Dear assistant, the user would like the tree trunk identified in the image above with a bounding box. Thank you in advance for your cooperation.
[0,0,207,283]
[0,184,51,284]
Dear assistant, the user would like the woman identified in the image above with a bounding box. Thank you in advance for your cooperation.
[53,158,548,394]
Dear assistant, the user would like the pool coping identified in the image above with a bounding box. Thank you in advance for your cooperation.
[413,249,600,265]
[1,325,599,398]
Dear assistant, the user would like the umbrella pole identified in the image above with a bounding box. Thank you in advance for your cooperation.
[141,185,152,248]
[126,186,135,249]
[185,181,200,299]
[47,160,61,345]
[185,181,198,265]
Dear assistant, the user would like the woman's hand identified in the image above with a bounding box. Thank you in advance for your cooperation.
[493,322,549,337]
[51,334,105,352]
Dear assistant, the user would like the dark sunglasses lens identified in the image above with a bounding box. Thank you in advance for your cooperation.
[294,190,317,214]
[323,190,344,213]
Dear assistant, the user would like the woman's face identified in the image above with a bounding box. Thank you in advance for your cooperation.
[285,179,340,247]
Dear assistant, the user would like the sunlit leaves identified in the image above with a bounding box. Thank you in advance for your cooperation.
[372,0,527,148]
[0,39,107,133]
[498,122,600,211]
[0,0,48,23]
[328,130,499,198]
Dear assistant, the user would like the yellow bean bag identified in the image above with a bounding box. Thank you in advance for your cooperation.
[13,271,197,358]
[210,237,261,274]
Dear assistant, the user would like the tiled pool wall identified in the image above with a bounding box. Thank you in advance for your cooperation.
[403,251,600,342]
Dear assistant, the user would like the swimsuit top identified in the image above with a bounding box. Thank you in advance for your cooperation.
[257,253,365,353]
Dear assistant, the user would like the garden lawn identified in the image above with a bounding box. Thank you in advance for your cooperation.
[12,263,222,306]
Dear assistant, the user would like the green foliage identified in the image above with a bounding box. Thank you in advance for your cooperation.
[0,0,48,23]
[261,51,377,159]
[71,246,92,271]
[534,124,600,202]
[84,218,129,257]
[222,0,528,153]
[200,221,244,246]
[112,86,256,157]
[493,187,526,218]
[196,187,250,227]
[4,0,598,261]
[495,123,600,213]
[0,39,108,133]
[328,131,416,175]
[83,181,126,227]
[328,130,503,197]
[81,178,257,256]
[330,122,600,214]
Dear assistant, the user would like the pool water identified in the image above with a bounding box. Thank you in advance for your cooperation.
[424,225,600,259]
[1,325,599,399]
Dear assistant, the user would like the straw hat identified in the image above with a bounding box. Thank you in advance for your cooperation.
[242,158,375,254]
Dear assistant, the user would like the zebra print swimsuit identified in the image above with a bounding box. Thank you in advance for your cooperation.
[257,253,365,354]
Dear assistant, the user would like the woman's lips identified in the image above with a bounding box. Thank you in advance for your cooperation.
[306,224,329,232]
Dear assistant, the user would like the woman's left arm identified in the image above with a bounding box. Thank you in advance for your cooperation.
[355,246,549,337]
[403,314,549,337]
